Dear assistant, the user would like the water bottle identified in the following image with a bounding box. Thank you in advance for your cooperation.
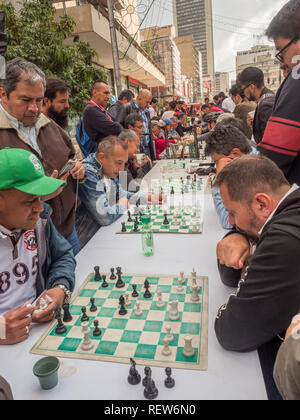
[141,215,154,257]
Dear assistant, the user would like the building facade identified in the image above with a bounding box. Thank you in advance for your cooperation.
[215,72,230,96]
[236,45,283,93]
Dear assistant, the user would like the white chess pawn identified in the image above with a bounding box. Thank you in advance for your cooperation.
[124,292,131,307]
[135,302,143,317]
[156,288,165,308]
[162,336,172,356]
[177,273,185,292]
[169,301,180,321]
[165,324,174,343]
[81,322,94,351]
[183,335,195,358]
[191,284,200,302]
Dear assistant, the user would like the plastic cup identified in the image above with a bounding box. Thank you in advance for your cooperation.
[136,154,144,165]
[33,356,60,390]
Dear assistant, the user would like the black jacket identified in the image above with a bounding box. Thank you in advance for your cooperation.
[116,102,156,161]
[253,87,275,144]
[83,103,123,145]
[215,187,300,353]
[258,72,300,186]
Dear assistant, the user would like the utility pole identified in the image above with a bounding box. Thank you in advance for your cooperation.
[107,0,123,97]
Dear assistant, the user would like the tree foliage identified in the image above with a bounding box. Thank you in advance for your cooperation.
[0,0,107,117]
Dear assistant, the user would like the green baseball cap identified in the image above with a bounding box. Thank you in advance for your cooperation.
[0,148,66,195]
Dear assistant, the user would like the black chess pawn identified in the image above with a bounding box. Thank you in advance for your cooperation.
[170,186,175,195]
[128,358,141,385]
[128,210,132,222]
[143,367,151,387]
[90,298,98,313]
[54,306,67,335]
[163,213,169,226]
[143,279,152,299]
[62,303,72,323]
[110,268,116,280]
[102,275,108,288]
[94,266,101,282]
[132,284,139,298]
[164,367,175,389]
[81,307,89,322]
[121,222,127,233]
[93,320,101,337]
[116,273,125,289]
[133,221,139,232]
[119,296,127,316]
[144,375,159,400]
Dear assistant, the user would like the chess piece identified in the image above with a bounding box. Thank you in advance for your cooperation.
[102,275,108,288]
[90,298,98,312]
[128,211,132,222]
[116,273,125,289]
[119,296,127,316]
[124,292,131,307]
[81,322,94,351]
[144,375,159,400]
[191,283,200,302]
[110,268,116,280]
[54,306,67,335]
[163,213,169,225]
[128,358,141,385]
[143,280,152,299]
[121,222,127,233]
[62,302,73,323]
[156,288,165,308]
[169,301,180,321]
[94,266,101,282]
[132,284,139,298]
[162,336,172,357]
[165,325,174,343]
[143,367,151,387]
[93,320,101,337]
[183,335,195,357]
[133,222,139,232]
[81,307,89,322]
[164,368,175,389]
[134,302,143,317]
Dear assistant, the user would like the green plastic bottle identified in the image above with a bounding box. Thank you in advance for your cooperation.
[141,215,154,257]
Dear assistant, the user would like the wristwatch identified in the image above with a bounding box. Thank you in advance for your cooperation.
[57,284,72,304]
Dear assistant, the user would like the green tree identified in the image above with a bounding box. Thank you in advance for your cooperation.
[0,0,107,118]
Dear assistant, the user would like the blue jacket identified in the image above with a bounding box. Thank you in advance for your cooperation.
[36,204,76,297]
[76,154,142,246]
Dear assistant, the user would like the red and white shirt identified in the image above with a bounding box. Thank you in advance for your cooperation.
[0,226,39,316]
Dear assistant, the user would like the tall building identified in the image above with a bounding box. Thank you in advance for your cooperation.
[236,45,283,93]
[173,0,215,79]
[215,72,230,96]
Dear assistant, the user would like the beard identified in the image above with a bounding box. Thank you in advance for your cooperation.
[47,105,69,130]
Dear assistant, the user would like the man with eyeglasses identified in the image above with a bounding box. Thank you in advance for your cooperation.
[257,0,300,186]
[238,67,275,145]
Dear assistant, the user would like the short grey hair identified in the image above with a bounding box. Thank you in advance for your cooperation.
[3,58,46,97]
[97,135,128,157]
[118,129,139,142]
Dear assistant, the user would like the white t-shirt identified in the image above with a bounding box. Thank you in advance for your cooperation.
[0,226,38,317]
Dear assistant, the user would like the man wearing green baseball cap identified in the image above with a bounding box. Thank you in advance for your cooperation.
[0,148,76,345]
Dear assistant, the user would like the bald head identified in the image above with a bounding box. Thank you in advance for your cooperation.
[136,89,152,110]
[91,81,111,107]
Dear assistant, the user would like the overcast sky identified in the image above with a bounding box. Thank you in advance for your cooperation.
[140,0,288,79]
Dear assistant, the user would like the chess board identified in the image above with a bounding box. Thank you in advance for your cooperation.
[149,177,207,194]
[116,204,204,234]
[30,272,209,371]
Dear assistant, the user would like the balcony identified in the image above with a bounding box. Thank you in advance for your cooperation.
[54,1,165,87]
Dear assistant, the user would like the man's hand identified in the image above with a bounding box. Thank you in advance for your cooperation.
[70,161,85,180]
[118,197,130,210]
[147,193,167,205]
[247,114,254,128]
[133,154,149,170]
[32,287,65,323]
[0,303,34,345]
[217,233,251,270]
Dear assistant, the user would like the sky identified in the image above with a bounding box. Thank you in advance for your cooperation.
[139,0,289,80]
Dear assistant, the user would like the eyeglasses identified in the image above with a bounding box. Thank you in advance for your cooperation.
[241,83,252,93]
[275,35,300,63]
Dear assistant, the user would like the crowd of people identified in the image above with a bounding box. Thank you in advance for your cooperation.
[0,0,300,401]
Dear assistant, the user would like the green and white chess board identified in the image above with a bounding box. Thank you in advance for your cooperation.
[31,271,208,371]
[149,177,207,194]
[117,203,204,234]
